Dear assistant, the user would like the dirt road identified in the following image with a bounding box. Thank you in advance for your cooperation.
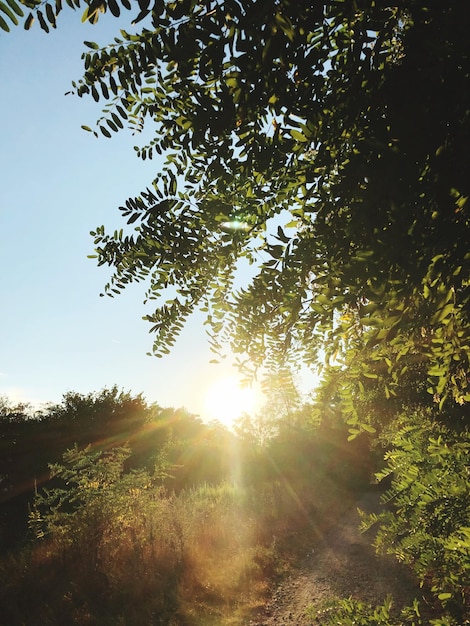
[251,490,420,625]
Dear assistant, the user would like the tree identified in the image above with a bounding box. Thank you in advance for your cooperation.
[5,1,470,409]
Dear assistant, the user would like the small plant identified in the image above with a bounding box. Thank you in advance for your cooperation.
[307,595,438,625]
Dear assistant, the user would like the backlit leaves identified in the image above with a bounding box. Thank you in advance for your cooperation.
[10,1,470,405]
[2,0,138,32]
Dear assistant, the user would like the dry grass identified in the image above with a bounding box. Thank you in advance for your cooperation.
[0,468,349,624]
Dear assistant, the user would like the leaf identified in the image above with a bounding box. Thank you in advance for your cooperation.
[348,428,361,441]
[131,6,150,25]
[431,303,454,325]
[276,225,289,243]
[6,0,23,17]
[268,245,283,259]
[100,81,109,99]
[81,125,93,132]
[23,11,33,29]
[99,125,112,138]
[106,118,118,132]
[107,0,119,17]
[359,317,383,327]
[45,2,55,27]
[437,593,452,601]
[0,0,17,24]
[127,212,140,225]
[37,9,49,32]
[290,129,308,143]
[116,105,128,120]
[111,112,123,128]
[84,40,100,50]
[81,6,90,21]
[275,12,294,41]
[0,13,9,30]
[109,75,118,95]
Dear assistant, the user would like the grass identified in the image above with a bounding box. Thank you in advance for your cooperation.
[0,469,352,625]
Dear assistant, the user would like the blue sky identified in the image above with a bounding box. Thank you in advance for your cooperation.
[0,10,262,419]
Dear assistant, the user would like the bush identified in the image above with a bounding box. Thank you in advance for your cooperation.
[360,411,470,623]
[1,440,341,624]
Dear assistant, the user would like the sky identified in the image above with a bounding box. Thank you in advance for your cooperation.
[0,10,317,421]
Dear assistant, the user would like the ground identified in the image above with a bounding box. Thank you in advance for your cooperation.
[250,490,420,625]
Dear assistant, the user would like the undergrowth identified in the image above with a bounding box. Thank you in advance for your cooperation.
[0,444,345,625]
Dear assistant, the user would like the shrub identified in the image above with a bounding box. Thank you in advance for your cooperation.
[360,411,470,623]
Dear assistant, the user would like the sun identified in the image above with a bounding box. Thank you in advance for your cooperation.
[205,376,258,427]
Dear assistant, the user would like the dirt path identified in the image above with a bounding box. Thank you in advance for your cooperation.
[250,490,420,625]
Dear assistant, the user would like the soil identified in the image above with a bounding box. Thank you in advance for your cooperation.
[250,489,421,625]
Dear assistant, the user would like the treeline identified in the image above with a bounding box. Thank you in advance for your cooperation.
[1,376,468,625]
[0,386,370,625]
[0,388,231,549]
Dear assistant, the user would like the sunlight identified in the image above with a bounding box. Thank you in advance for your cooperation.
[205,376,258,427]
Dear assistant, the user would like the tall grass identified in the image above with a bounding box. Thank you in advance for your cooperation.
[0,451,348,625]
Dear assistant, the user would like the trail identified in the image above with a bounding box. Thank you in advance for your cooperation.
[251,490,420,625]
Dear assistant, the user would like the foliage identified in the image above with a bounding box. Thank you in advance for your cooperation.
[0,387,235,554]
[5,1,469,404]
[29,443,137,542]
[4,2,470,622]
[0,416,349,625]
[360,412,470,623]
[0,388,150,536]
[306,594,469,626]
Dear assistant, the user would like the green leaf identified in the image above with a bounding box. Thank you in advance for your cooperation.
[6,0,23,17]
[362,372,378,379]
[437,593,452,601]
[276,225,289,243]
[432,303,454,325]
[274,12,295,41]
[347,429,361,441]
[109,75,118,95]
[116,105,128,120]
[290,129,308,143]
[84,40,100,50]
[0,0,18,24]
[81,6,90,21]
[0,13,9,30]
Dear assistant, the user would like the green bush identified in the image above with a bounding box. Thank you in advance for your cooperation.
[360,411,470,623]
